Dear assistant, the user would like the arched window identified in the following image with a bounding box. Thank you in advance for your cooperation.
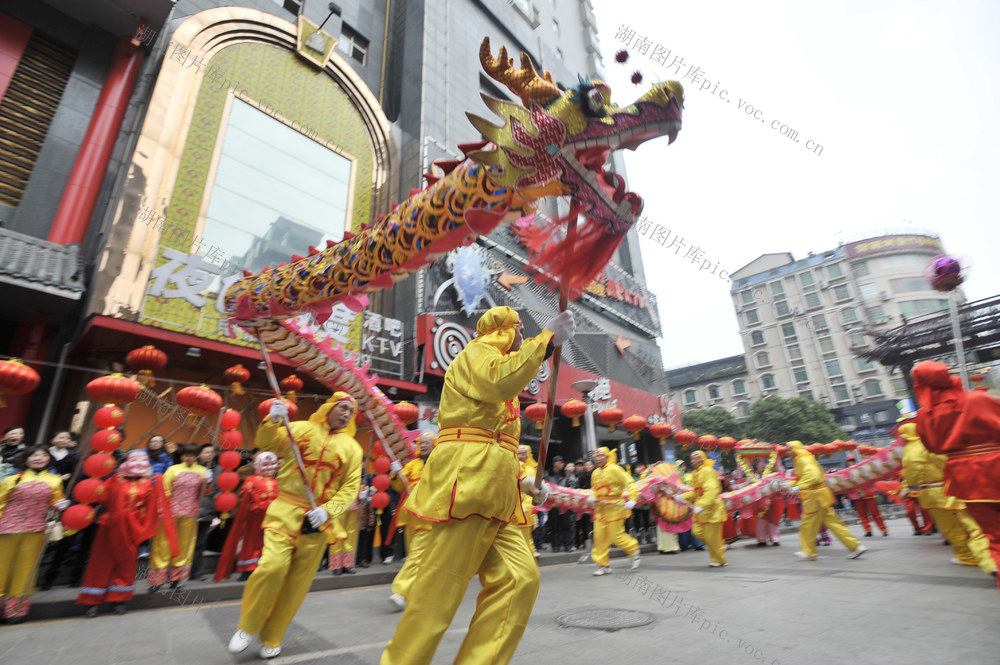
[684,389,697,405]
[761,374,776,390]
[732,380,746,396]
[736,401,751,418]
[707,384,720,400]
[755,351,771,369]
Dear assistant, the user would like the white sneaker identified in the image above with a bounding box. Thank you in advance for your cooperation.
[847,544,868,559]
[794,551,818,561]
[592,567,612,576]
[533,550,540,558]
[260,645,281,659]
[708,562,726,567]
[388,593,406,611]
[227,630,254,654]
[631,554,641,570]
[383,555,394,565]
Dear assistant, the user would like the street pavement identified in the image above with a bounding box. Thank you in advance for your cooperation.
[2,515,997,665]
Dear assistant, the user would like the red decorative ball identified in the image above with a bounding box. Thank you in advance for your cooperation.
[216,471,240,492]
[215,492,238,513]
[631,71,643,84]
[373,474,391,491]
[615,49,629,63]
[220,409,241,431]
[371,491,390,509]
[94,404,125,429]
[83,453,116,478]
[72,478,106,504]
[220,430,243,450]
[373,456,391,474]
[257,398,299,420]
[62,504,95,530]
[218,450,242,470]
[372,443,386,457]
[90,428,122,453]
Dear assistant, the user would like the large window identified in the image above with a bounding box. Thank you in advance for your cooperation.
[825,360,843,378]
[833,284,851,301]
[755,351,771,369]
[819,337,835,354]
[812,313,829,331]
[827,262,844,279]
[805,291,822,309]
[787,344,802,360]
[833,384,850,402]
[855,357,876,372]
[740,289,755,304]
[732,380,747,396]
[863,379,883,397]
[793,366,809,383]
[684,389,697,405]
[799,271,815,287]
[774,300,791,316]
[736,401,750,418]
[745,309,760,325]
[761,374,776,390]
[890,277,931,294]
[858,282,878,300]
[898,299,949,318]
[336,23,370,65]
[841,307,859,324]
[751,330,766,346]
[769,281,785,296]
[782,322,796,339]
[852,260,870,276]
[708,384,721,400]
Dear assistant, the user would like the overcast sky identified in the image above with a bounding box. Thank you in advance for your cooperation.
[592,1,1000,369]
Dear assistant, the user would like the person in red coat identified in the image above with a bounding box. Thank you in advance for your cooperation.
[215,452,280,582]
[76,451,176,617]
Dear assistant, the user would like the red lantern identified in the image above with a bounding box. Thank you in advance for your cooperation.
[623,415,646,441]
[280,374,304,402]
[215,492,238,513]
[395,401,419,425]
[698,435,719,449]
[224,365,251,395]
[62,504,95,530]
[775,445,790,456]
[560,399,587,427]
[372,442,386,457]
[524,402,548,430]
[216,471,240,492]
[72,478,106,504]
[806,443,824,456]
[83,453,116,478]
[373,456,391,474]
[649,422,673,444]
[674,429,697,446]
[718,436,738,451]
[257,398,299,421]
[90,428,122,453]
[177,385,223,418]
[371,491,390,509]
[598,407,624,432]
[220,430,243,450]
[844,441,858,451]
[86,374,142,405]
[220,409,241,431]
[93,404,125,429]
[822,443,840,456]
[0,358,41,407]
[373,474,391,491]
[218,450,242,470]
[126,345,167,387]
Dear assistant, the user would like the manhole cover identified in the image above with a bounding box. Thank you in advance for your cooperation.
[555,608,656,632]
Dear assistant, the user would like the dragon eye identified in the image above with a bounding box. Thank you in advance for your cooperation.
[586,88,604,113]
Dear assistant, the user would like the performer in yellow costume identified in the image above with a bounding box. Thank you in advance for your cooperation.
[228,392,362,660]
[588,446,640,575]
[517,445,540,560]
[148,444,207,590]
[786,441,867,560]
[679,450,728,567]
[387,431,437,610]
[899,421,995,574]
[381,305,574,665]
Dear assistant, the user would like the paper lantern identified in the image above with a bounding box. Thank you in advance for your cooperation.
[126,345,167,386]
[698,435,718,450]
[822,443,841,456]
[72,478,106,504]
[220,430,243,450]
[220,409,241,431]
[560,399,587,427]
[0,358,41,407]
[623,415,647,441]
[844,441,858,451]
[395,401,419,425]
[257,398,299,421]
[62,504,95,530]
[714,436,735,451]
[83,453,116,478]
[806,443,825,456]
[90,428,122,453]
[927,254,964,292]
[598,407,623,432]
[218,450,242,470]
[280,374,304,403]
[372,442,386,457]
[649,422,673,444]
[371,491,390,509]
[176,385,223,418]
[216,471,240,492]
[86,374,142,406]
[93,404,125,430]
[224,365,251,395]
[674,429,697,446]
[215,492,238,513]
[373,456,391,474]
[524,402,548,430]
[373,474,391,491]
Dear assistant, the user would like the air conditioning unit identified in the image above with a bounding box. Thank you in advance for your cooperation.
[819,280,830,289]
[793,305,804,316]
[880,291,891,301]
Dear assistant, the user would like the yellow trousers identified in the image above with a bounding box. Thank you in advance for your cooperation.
[391,524,432,599]
[799,507,859,557]
[930,508,994,573]
[519,526,536,557]
[328,509,359,555]
[380,518,539,665]
[149,516,198,585]
[591,519,639,568]
[692,522,726,565]
[238,529,328,647]
[0,532,46,615]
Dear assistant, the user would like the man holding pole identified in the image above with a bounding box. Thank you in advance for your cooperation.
[380,305,575,665]
[227,391,362,659]
[588,446,641,576]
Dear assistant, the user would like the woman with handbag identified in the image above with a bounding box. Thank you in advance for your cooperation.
[0,446,69,623]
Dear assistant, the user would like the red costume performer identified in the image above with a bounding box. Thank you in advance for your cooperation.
[913,361,1000,588]
[215,452,280,582]
[77,451,176,616]
[849,489,888,537]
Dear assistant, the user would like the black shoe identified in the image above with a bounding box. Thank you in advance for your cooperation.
[772,542,780,546]
[148,585,161,593]
[332,568,343,576]
[6,615,26,624]
[757,542,768,548]
[85,606,100,618]
[694,546,705,551]
[238,571,251,582]
[169,580,180,590]
[913,530,923,536]
[882,530,889,537]
[112,604,127,616]
[864,531,872,537]
[341,567,356,575]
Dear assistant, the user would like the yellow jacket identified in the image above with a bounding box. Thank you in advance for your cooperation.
[257,400,363,544]
[900,423,963,511]
[592,462,639,523]
[789,443,835,515]
[405,312,553,525]
[681,462,726,524]
[518,461,537,528]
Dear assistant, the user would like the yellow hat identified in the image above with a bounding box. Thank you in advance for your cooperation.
[596,446,618,465]
[310,391,358,436]
[472,306,522,354]
[787,440,810,457]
